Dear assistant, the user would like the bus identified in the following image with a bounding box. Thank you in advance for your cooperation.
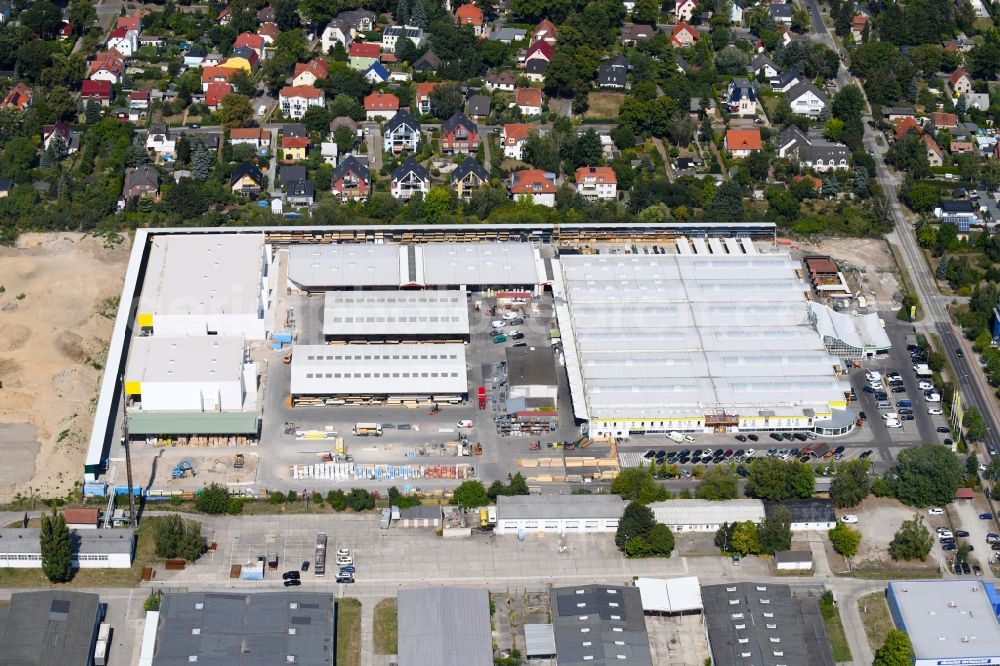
[315,533,327,577]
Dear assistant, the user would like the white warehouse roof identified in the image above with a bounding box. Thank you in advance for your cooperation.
[419,243,540,286]
[649,499,766,526]
[809,301,892,352]
[290,343,467,395]
[554,254,849,421]
[138,234,266,318]
[635,577,703,614]
[888,581,1000,662]
[322,290,470,337]
[287,244,401,289]
[125,336,245,384]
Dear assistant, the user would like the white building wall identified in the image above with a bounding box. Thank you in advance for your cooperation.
[138,377,246,412]
[148,313,266,339]
[0,551,132,568]
[509,384,558,400]
[775,559,812,570]
[494,517,619,534]
[790,520,836,531]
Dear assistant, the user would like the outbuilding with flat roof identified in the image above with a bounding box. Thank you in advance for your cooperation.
[0,591,102,666]
[495,494,625,534]
[887,580,1000,666]
[767,499,837,531]
[397,587,491,666]
[649,499,765,532]
[322,289,470,340]
[635,576,703,615]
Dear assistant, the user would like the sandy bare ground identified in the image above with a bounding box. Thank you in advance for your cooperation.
[0,232,130,497]
[797,238,900,304]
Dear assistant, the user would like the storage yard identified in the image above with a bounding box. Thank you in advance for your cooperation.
[82,223,938,498]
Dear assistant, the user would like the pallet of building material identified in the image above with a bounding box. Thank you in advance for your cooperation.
[530,474,554,483]
[517,458,538,468]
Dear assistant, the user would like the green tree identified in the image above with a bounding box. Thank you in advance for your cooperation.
[326,490,348,511]
[714,522,735,552]
[889,515,933,561]
[217,93,253,129]
[347,488,375,511]
[302,105,333,134]
[647,523,675,557]
[84,99,101,124]
[890,444,963,507]
[967,451,980,479]
[758,506,792,554]
[828,522,861,557]
[615,501,656,551]
[229,69,256,97]
[21,1,64,39]
[68,0,97,34]
[632,0,660,23]
[729,520,762,555]
[610,467,669,504]
[695,466,739,500]
[964,406,988,442]
[195,483,231,514]
[429,83,465,120]
[40,512,72,583]
[421,187,452,222]
[191,144,213,181]
[152,515,206,561]
[126,136,149,168]
[706,181,745,221]
[451,480,489,507]
[873,629,914,666]
[829,459,872,508]
[747,458,815,500]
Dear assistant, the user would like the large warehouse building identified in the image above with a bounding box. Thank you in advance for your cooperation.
[554,253,854,439]
[495,494,625,534]
[887,581,1000,666]
[290,343,468,401]
[123,336,259,436]
[322,289,470,340]
[137,234,271,340]
[397,588,492,666]
[650,499,766,533]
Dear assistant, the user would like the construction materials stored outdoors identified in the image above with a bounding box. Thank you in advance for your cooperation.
[291,463,476,481]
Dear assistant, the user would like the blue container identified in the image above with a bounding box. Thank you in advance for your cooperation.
[274,332,293,344]
[272,342,283,351]
[83,483,107,497]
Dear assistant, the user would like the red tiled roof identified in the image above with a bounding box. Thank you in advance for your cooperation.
[235,32,264,50]
[511,168,556,194]
[116,14,141,32]
[725,129,762,150]
[205,81,234,106]
[282,135,309,148]
[293,58,328,81]
[894,116,921,140]
[933,112,958,127]
[525,40,553,61]
[949,67,968,86]
[201,65,237,84]
[576,166,617,184]
[455,3,484,25]
[108,26,127,39]
[364,91,400,111]
[81,80,112,98]
[280,85,323,100]
[515,87,542,107]
[955,487,975,499]
[503,123,532,141]
[63,508,99,525]
[349,42,380,58]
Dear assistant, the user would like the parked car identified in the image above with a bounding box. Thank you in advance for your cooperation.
[981,513,994,520]
[301,561,310,571]
[490,320,505,328]
[511,332,525,340]
[493,334,507,344]
[942,543,956,551]
[928,507,945,515]
[841,515,858,524]
[957,530,971,537]
[508,318,524,325]
[282,571,300,580]
[284,579,302,587]
[936,425,950,432]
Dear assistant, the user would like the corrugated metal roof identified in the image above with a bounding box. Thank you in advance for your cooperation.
[635,577,704,613]
[0,591,101,666]
[290,343,467,395]
[497,494,625,521]
[649,499,765,526]
[397,588,492,666]
[524,624,556,656]
[322,289,470,337]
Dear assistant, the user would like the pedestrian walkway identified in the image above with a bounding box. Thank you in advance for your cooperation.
[360,598,375,666]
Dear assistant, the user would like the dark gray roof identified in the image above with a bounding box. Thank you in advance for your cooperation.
[330,116,358,131]
[702,583,835,666]
[287,180,315,199]
[775,67,801,88]
[785,80,827,105]
[279,165,308,185]
[774,550,813,564]
[151,592,336,666]
[442,111,477,135]
[397,588,492,666]
[506,345,557,387]
[525,58,548,74]
[337,8,376,28]
[283,123,308,137]
[751,54,779,73]
[451,156,489,184]
[0,527,134,555]
[0,590,101,666]
[551,585,653,666]
[413,50,440,71]
[180,132,219,150]
[399,505,443,520]
[765,499,836,524]
[0,177,11,191]
[768,3,792,18]
[385,109,420,134]
[598,56,628,87]
[939,199,977,213]
[333,154,369,182]
[124,166,160,191]
[230,162,265,187]
[391,156,430,182]
[778,126,849,163]
[466,94,491,117]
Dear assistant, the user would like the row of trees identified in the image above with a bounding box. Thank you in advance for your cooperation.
[713,507,793,556]
[615,502,675,558]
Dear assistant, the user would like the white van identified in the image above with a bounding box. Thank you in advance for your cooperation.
[682,435,696,444]
[667,432,685,443]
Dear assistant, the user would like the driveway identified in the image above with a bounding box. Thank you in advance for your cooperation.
[948,496,996,573]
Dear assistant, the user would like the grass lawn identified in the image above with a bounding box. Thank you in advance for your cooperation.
[761,96,782,122]
[858,591,894,655]
[585,92,626,119]
[819,591,853,663]
[337,598,362,666]
[373,598,398,655]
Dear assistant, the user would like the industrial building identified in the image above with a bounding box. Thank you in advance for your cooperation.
[136,233,270,339]
[635,577,704,615]
[887,581,1000,666]
[505,345,559,412]
[767,499,837,531]
[290,343,467,402]
[702,582,835,666]
[143,591,337,666]
[0,528,135,569]
[649,499,766,532]
[286,241,545,291]
[123,335,259,437]
[550,585,653,666]
[397,588,492,666]
[554,253,854,439]
[321,289,470,340]
[495,494,625,534]
[0,591,103,666]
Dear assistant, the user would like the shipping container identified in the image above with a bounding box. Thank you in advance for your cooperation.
[478,386,486,409]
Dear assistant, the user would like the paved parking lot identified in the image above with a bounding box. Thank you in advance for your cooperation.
[946,498,997,574]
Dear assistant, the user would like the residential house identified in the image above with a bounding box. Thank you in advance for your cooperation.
[730,2,744,24]
[894,116,921,141]
[178,132,219,154]
[220,51,255,72]
[415,82,439,115]
[217,7,232,25]
[365,91,400,120]
[951,141,975,155]
[364,62,390,84]
[670,22,700,48]
[621,24,655,46]
[115,14,142,33]
[777,126,850,172]
[43,122,76,154]
[201,65,236,91]
[281,135,309,162]
[122,166,160,202]
[257,6,276,23]
[723,78,757,115]
[455,3,487,37]
[384,110,421,153]
[441,112,479,154]
[769,3,793,24]
[321,139,337,164]
[106,26,137,57]
[322,18,353,53]
[451,156,489,199]
[575,166,617,201]
[230,128,271,153]
[850,15,868,41]
[129,90,150,111]
[598,55,629,89]
[502,123,532,160]
[390,157,431,200]
[258,22,280,45]
[292,59,328,87]
[490,27,527,43]
[509,168,557,207]
[514,87,543,116]
[279,85,324,119]
[524,40,553,66]
[203,81,233,111]
[389,70,412,82]
[412,51,440,72]
[532,19,558,45]
[724,128,762,157]
[772,67,802,93]
[486,71,516,92]
[466,94,491,121]
[968,92,990,110]
[286,179,315,206]
[934,199,980,231]
[145,125,175,160]
[524,59,547,82]
[785,80,827,117]
[1,82,30,110]
[933,112,959,130]
[282,124,308,138]
[230,163,266,196]
[81,80,112,106]
[751,54,780,82]
[883,106,915,123]
[675,0,697,22]
[204,50,224,66]
[923,133,944,167]
[339,9,376,33]
[184,47,206,67]
[278,165,307,187]
[234,32,265,60]
[331,155,370,202]
[349,42,381,71]
[382,25,426,53]
[89,51,126,84]
[949,67,972,97]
